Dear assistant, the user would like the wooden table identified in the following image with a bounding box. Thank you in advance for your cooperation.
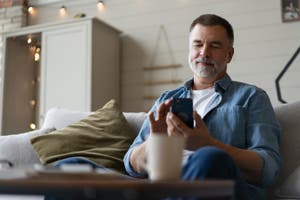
[0,170,234,200]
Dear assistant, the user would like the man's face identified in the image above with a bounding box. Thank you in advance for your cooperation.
[188,24,234,83]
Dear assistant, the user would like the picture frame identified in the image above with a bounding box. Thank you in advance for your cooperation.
[281,0,300,22]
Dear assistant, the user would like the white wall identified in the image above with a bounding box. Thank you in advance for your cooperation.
[28,0,300,111]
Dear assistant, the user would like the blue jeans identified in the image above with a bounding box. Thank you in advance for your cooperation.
[182,146,250,200]
[54,156,105,168]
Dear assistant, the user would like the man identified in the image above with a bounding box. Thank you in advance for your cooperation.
[123,14,281,199]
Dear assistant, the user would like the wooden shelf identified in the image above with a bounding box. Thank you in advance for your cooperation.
[143,95,159,100]
[143,64,182,71]
[144,79,182,86]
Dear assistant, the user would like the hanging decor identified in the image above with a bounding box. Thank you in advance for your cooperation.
[143,25,182,100]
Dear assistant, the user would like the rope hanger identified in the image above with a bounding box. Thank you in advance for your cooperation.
[143,25,183,100]
[144,25,181,70]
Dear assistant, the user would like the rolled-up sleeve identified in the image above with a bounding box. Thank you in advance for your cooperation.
[123,119,150,177]
[123,94,166,177]
[247,91,281,187]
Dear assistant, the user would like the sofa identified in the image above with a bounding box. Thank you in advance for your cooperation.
[0,101,299,200]
[267,101,300,200]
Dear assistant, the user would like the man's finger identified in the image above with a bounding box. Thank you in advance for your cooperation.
[164,99,172,106]
[157,100,172,119]
[149,111,155,124]
[167,112,185,132]
[193,111,204,128]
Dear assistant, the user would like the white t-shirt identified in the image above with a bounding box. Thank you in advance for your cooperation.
[191,87,218,118]
[182,87,218,165]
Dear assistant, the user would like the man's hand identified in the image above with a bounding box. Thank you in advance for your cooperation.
[166,111,214,150]
[130,100,172,174]
[149,99,172,134]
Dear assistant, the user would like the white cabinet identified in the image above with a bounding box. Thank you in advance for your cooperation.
[0,18,121,134]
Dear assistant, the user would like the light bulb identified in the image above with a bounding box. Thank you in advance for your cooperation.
[97,1,105,11]
[27,37,32,44]
[34,52,40,61]
[30,100,36,107]
[36,47,41,53]
[28,6,34,14]
[30,123,36,130]
[60,5,67,16]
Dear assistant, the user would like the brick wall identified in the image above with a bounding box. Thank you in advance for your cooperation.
[0,1,27,85]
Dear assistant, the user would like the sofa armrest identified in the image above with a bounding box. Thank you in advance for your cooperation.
[268,101,300,199]
[0,128,55,167]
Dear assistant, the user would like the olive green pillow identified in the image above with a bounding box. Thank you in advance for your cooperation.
[31,99,136,173]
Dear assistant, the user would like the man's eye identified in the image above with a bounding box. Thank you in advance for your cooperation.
[211,44,222,48]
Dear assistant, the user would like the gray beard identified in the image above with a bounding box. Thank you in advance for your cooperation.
[189,60,217,78]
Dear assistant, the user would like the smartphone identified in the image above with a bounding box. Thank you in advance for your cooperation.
[170,98,194,128]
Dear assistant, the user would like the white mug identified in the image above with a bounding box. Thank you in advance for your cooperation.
[145,134,185,181]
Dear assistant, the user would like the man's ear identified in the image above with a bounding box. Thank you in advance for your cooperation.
[226,47,234,63]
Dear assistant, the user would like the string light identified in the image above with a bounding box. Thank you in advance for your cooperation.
[30,123,36,130]
[28,6,34,14]
[31,2,106,16]
[97,1,105,11]
[60,5,67,16]
[34,52,40,61]
[26,36,41,131]
[27,37,32,44]
[29,100,36,107]
[34,46,40,61]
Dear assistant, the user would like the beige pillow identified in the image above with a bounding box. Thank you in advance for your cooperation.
[31,99,136,173]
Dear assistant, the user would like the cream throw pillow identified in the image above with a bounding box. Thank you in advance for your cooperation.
[31,99,136,173]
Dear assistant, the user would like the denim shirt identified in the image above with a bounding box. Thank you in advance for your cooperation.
[123,74,281,188]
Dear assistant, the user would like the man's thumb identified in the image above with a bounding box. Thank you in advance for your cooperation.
[193,111,204,128]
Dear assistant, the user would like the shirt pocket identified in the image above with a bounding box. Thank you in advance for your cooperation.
[206,106,247,148]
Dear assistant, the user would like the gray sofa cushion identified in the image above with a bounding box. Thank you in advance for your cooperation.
[123,112,147,134]
[270,101,300,199]
[277,165,300,199]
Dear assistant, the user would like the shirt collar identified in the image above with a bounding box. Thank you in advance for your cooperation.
[183,74,232,94]
[214,74,231,93]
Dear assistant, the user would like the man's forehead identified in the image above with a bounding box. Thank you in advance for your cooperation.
[190,24,226,35]
[189,24,228,42]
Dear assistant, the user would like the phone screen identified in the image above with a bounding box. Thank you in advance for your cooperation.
[170,98,194,128]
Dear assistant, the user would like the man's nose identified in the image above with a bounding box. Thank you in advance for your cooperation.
[200,45,210,58]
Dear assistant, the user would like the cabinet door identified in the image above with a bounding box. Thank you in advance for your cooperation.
[40,23,91,122]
